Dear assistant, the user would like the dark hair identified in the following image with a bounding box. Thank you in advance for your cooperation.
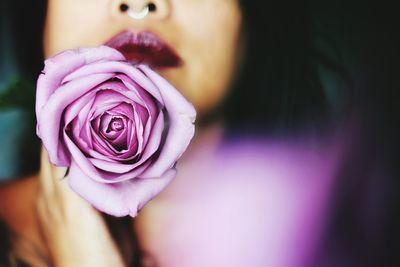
[223,0,351,136]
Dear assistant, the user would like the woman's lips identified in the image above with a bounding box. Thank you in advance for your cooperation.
[105,31,182,68]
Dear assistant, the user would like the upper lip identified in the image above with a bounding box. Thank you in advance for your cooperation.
[105,31,182,68]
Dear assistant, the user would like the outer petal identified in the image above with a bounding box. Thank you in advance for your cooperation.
[36,46,125,119]
[68,161,176,217]
[62,61,164,103]
[137,65,196,178]
[38,73,114,166]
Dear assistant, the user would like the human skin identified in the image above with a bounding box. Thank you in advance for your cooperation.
[44,0,243,117]
[0,153,125,267]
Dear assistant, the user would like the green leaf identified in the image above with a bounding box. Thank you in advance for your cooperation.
[0,77,36,111]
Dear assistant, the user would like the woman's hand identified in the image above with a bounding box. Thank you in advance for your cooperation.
[36,148,125,267]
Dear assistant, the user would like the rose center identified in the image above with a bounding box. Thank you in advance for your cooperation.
[108,117,124,132]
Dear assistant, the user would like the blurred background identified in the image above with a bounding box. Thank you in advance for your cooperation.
[0,0,44,180]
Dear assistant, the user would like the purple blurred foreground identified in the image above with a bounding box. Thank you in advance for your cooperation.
[136,127,346,267]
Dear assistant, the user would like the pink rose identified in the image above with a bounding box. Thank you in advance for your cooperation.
[36,46,196,217]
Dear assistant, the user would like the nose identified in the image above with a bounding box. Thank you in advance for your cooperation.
[114,0,170,20]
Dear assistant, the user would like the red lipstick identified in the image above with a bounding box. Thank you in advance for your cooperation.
[105,31,181,68]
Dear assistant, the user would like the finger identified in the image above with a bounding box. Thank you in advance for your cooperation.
[39,147,68,197]
[40,148,98,210]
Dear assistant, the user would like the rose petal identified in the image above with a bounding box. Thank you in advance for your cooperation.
[92,82,146,111]
[79,113,165,182]
[96,111,165,180]
[132,109,144,154]
[60,61,164,104]
[136,65,196,178]
[99,113,116,139]
[110,127,129,151]
[107,102,135,121]
[68,160,176,217]
[86,148,121,163]
[79,112,164,182]
[36,46,124,119]
[65,121,145,182]
[65,92,97,152]
[64,86,96,126]
[118,74,159,118]
[39,73,114,166]
[90,124,122,156]
[91,111,165,182]
[91,111,137,157]
[89,157,150,174]
[63,129,109,182]
[138,111,165,162]
[67,161,127,216]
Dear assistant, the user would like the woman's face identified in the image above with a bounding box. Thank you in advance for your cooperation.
[44,0,242,117]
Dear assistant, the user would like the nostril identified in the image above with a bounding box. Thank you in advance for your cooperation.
[148,3,157,12]
[119,3,129,12]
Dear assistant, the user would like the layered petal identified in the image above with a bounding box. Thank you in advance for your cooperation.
[39,73,114,166]
[36,46,124,119]
[137,65,196,178]
[68,161,176,217]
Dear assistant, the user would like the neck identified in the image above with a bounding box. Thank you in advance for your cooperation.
[179,120,225,164]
